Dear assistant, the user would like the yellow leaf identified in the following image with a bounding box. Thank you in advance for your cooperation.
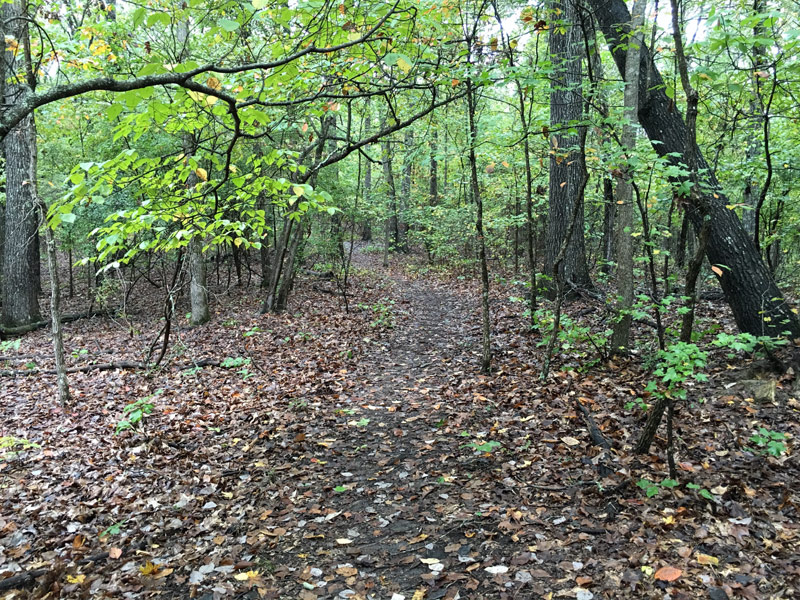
[711,265,723,276]
[654,566,682,581]
[187,90,217,106]
[195,167,208,182]
[66,574,86,584]
[234,572,250,581]
[412,590,426,600]
[696,553,719,566]
[396,57,412,73]
[139,561,158,575]
[292,185,305,197]
[207,76,221,90]
[234,237,243,247]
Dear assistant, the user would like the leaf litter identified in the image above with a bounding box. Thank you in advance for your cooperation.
[1,252,799,599]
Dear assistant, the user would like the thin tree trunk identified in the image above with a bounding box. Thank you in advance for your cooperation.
[466,76,492,375]
[610,0,645,354]
[39,201,70,405]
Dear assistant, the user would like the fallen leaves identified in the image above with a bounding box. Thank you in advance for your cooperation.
[654,566,682,582]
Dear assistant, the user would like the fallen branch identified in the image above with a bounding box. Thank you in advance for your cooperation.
[575,398,612,450]
[0,569,49,592]
[0,311,109,337]
[0,358,225,377]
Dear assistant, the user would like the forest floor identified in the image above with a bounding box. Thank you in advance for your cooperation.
[1,250,800,600]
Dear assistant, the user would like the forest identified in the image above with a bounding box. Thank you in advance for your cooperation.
[1,0,799,598]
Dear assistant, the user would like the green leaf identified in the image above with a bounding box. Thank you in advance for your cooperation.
[132,7,146,28]
[137,62,165,77]
[252,0,269,7]
[219,18,240,31]
[107,103,124,121]
[61,212,77,224]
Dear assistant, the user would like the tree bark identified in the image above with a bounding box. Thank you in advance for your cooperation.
[1,0,41,327]
[610,0,645,353]
[545,0,592,295]
[39,202,70,405]
[381,127,399,257]
[589,0,800,338]
[466,77,492,375]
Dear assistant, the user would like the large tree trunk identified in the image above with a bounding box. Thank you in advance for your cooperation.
[1,0,41,327]
[589,0,800,338]
[545,0,592,295]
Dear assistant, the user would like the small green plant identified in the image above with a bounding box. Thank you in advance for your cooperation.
[100,519,127,538]
[712,331,788,358]
[638,478,715,501]
[464,440,502,453]
[115,391,160,435]
[358,298,396,329]
[637,477,678,498]
[0,436,40,460]
[288,398,309,412]
[531,307,610,366]
[748,427,788,456]
[686,482,716,501]
[221,356,250,368]
[243,326,261,337]
[71,348,89,359]
[222,318,239,327]
[0,339,22,353]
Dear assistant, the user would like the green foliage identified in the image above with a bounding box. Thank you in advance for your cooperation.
[0,339,22,353]
[712,332,788,358]
[115,391,160,435]
[221,356,250,368]
[0,436,41,460]
[359,298,396,329]
[748,427,788,456]
[100,520,127,538]
[638,478,715,501]
[531,307,610,366]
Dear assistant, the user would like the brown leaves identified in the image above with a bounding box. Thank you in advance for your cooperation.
[654,566,682,581]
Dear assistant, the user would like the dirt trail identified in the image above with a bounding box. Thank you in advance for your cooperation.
[256,274,495,599]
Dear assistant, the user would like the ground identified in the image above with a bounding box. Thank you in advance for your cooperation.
[1,252,799,599]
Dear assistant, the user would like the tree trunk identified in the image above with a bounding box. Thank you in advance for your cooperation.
[40,202,70,405]
[589,0,800,338]
[399,129,413,252]
[381,128,399,256]
[466,77,492,375]
[188,236,209,325]
[429,125,439,205]
[1,0,41,327]
[610,0,645,353]
[545,0,592,295]
[362,101,373,242]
